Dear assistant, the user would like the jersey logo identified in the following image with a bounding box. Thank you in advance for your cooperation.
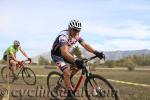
[59,35,68,43]
[68,38,77,45]
[56,61,66,67]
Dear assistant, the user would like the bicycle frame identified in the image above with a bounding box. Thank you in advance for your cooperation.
[73,56,97,93]
[52,56,98,94]
[15,66,24,78]
[48,56,119,100]
[13,61,29,78]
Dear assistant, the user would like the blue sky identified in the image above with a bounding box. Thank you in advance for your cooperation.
[0,0,150,59]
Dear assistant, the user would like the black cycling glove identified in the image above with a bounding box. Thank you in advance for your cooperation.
[94,50,105,59]
[74,59,84,69]
[28,58,32,64]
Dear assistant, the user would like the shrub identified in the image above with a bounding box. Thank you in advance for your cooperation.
[38,56,50,65]
[122,59,136,71]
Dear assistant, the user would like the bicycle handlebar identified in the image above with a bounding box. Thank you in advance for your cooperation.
[82,55,105,63]
[87,56,97,61]
[18,60,31,66]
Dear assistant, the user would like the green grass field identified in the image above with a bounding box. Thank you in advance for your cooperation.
[0,65,150,100]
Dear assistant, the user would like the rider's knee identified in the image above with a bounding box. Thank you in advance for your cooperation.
[63,68,71,77]
[10,60,17,66]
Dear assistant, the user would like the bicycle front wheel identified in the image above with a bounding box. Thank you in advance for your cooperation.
[1,66,14,83]
[22,67,36,85]
[47,71,67,99]
[84,74,119,100]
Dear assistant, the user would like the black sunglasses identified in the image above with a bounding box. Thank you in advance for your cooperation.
[72,29,80,33]
[15,45,20,47]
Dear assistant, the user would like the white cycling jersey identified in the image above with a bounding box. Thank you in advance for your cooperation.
[51,30,84,56]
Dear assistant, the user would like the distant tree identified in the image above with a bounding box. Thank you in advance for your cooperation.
[121,58,136,71]
[105,54,150,69]
[130,55,143,66]
[105,60,117,68]
[38,56,50,65]
[71,46,83,59]
[142,55,150,66]
[0,59,6,64]
[51,60,55,66]
[125,55,150,66]
[31,63,38,65]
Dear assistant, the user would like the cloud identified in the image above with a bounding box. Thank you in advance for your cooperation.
[83,20,150,39]
[84,39,149,51]
[105,39,150,50]
[0,0,150,59]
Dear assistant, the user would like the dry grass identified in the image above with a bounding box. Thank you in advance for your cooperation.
[0,66,150,100]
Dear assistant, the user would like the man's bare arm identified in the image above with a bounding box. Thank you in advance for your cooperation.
[80,41,95,53]
[60,45,76,62]
[19,47,29,58]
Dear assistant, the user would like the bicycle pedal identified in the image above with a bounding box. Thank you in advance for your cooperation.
[13,76,18,80]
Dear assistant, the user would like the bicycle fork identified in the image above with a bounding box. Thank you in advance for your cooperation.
[88,77,103,96]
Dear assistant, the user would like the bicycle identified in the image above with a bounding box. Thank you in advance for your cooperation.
[1,60,36,85]
[47,56,119,100]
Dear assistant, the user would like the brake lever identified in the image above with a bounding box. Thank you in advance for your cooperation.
[81,58,88,63]
[102,54,106,61]
[23,60,31,64]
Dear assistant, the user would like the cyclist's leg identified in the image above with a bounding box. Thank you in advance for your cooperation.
[3,55,8,64]
[3,55,12,68]
[64,60,79,79]
[10,59,17,76]
[63,68,77,99]
[51,55,77,99]
[63,66,73,91]
[52,55,73,91]
[70,66,79,79]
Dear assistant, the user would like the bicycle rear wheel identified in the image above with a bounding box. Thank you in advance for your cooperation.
[22,67,36,85]
[84,74,119,100]
[47,71,67,99]
[1,66,14,83]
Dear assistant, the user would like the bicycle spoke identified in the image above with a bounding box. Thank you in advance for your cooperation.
[24,69,31,78]
[47,71,67,99]
[84,74,119,100]
[22,68,36,85]
[1,66,14,83]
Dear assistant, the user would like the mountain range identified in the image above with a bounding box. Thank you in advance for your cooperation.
[32,49,150,63]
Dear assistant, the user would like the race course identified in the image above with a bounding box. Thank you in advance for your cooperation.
[0,66,150,100]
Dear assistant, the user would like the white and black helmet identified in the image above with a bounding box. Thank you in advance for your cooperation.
[68,20,82,31]
[14,40,20,46]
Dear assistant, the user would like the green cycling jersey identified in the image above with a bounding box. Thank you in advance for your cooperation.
[3,45,19,57]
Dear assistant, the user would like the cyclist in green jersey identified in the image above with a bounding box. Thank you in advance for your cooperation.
[3,40,32,79]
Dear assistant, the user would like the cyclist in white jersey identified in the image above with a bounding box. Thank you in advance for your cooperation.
[51,20,105,99]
